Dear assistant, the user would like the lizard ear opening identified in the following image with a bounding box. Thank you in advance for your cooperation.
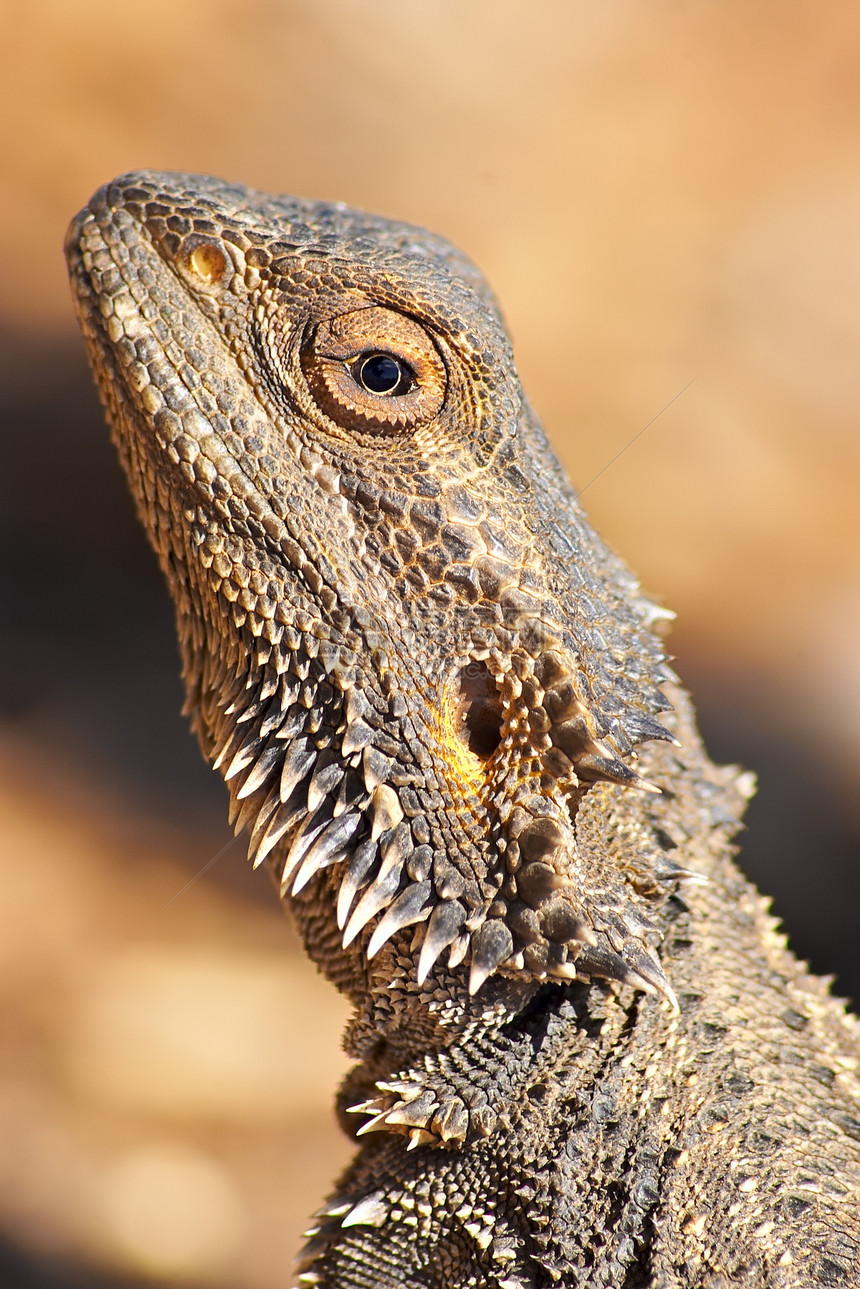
[453,661,503,759]
[301,305,446,435]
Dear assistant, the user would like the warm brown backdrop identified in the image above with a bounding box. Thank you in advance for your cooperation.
[1,3,859,1285]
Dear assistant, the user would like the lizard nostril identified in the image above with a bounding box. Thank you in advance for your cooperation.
[187,241,227,285]
[453,661,503,759]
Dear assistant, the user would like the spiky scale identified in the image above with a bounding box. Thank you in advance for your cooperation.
[577,941,678,1011]
[312,1201,352,1220]
[432,1097,469,1142]
[228,782,265,831]
[279,804,334,895]
[469,920,515,994]
[448,931,470,969]
[340,1193,388,1229]
[306,757,344,813]
[518,861,568,907]
[256,695,291,739]
[575,752,655,790]
[341,718,374,757]
[293,1236,331,1271]
[332,767,367,818]
[406,1128,435,1150]
[369,783,404,840]
[235,740,281,799]
[362,745,393,791]
[246,794,279,863]
[250,799,304,870]
[366,881,433,958]
[378,820,412,867]
[210,719,247,772]
[381,1090,437,1129]
[336,838,378,930]
[355,1109,394,1137]
[416,900,467,984]
[222,730,261,781]
[279,735,317,802]
[344,687,371,724]
[625,712,681,747]
[342,855,405,948]
[291,810,363,894]
[273,703,307,740]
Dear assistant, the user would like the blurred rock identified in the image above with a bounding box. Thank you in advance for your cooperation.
[64,948,347,1121]
[0,740,351,1287]
[92,1144,245,1282]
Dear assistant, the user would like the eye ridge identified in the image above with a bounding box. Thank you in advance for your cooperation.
[354,352,414,397]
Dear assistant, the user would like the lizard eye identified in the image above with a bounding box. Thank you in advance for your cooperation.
[355,352,412,396]
[302,305,446,435]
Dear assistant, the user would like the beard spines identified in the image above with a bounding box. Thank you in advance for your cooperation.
[208,633,679,1008]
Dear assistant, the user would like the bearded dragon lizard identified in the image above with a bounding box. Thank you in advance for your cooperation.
[66,172,860,1288]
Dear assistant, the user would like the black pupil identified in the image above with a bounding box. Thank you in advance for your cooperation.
[359,353,406,395]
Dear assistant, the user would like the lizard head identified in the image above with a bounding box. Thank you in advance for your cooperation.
[66,171,681,1010]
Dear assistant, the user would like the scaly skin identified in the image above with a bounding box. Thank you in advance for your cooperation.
[66,172,860,1288]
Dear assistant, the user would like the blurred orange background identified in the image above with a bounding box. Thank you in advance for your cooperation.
[1,2,859,1285]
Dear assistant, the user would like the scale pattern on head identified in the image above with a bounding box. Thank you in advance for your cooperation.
[66,170,682,1007]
